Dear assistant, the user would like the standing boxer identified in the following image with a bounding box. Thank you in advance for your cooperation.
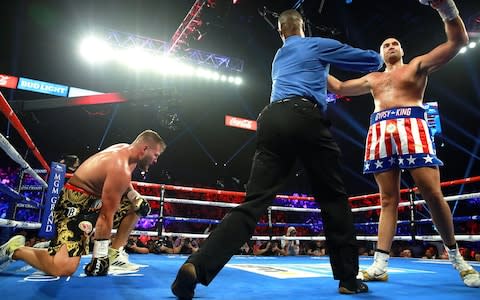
[327,0,479,287]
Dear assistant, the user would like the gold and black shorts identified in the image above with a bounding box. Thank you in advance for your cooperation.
[48,183,133,257]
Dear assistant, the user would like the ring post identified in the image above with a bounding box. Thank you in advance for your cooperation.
[408,189,417,241]
[267,206,273,241]
[157,185,166,238]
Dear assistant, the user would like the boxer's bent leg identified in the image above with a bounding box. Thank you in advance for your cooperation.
[109,196,141,271]
[14,244,80,276]
[17,186,100,276]
[111,196,138,249]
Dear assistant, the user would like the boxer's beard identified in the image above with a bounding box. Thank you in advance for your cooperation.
[138,157,150,172]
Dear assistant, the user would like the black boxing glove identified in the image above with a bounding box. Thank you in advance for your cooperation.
[85,239,110,276]
[127,190,151,217]
[134,197,151,217]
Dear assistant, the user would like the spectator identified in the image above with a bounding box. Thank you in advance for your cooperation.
[400,248,413,258]
[279,227,300,256]
[125,236,149,254]
[422,245,438,259]
[306,240,326,256]
[238,241,253,255]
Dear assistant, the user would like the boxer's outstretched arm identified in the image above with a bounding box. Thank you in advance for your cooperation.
[327,74,371,97]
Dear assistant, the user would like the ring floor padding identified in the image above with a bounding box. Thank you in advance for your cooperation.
[1,254,479,299]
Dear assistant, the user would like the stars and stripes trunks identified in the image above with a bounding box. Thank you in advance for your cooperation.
[363,106,443,174]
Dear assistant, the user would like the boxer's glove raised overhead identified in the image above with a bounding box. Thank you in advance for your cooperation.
[419,0,459,21]
[85,239,109,276]
[127,190,151,217]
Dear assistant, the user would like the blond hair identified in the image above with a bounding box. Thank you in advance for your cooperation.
[133,130,166,149]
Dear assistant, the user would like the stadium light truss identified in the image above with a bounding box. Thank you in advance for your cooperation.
[79,29,244,85]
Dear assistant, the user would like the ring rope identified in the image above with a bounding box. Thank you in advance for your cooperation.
[133,176,480,202]
[0,183,40,210]
[0,182,29,201]
[4,220,480,242]
[349,176,480,201]
[0,218,41,229]
[2,179,478,244]
[126,230,480,242]
[355,215,480,227]
[0,133,47,188]
[0,91,49,172]
[144,192,480,214]
[161,216,316,228]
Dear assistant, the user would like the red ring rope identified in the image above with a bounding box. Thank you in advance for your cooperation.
[0,91,50,172]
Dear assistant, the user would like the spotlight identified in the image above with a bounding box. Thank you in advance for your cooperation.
[79,36,113,63]
[234,77,243,85]
[459,47,467,54]
[468,41,476,48]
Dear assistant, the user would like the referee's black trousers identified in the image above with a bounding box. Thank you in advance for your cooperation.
[187,97,359,284]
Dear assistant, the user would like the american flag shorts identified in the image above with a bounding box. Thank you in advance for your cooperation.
[363,106,443,174]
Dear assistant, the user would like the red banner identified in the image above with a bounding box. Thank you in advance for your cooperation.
[225,115,257,131]
[69,93,126,105]
[0,74,19,89]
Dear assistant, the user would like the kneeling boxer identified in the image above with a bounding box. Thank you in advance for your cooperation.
[0,130,166,276]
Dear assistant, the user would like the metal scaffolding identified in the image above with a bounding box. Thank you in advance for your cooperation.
[102,0,243,73]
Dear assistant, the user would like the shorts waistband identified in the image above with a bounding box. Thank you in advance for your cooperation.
[64,182,98,197]
[370,106,426,125]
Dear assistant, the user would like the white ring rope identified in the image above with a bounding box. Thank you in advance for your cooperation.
[2,223,478,242]
[269,206,321,213]
[144,192,480,214]
[116,230,480,242]
[3,189,479,243]
[0,218,41,229]
[0,133,47,188]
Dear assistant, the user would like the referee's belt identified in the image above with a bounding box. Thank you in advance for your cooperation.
[273,96,318,107]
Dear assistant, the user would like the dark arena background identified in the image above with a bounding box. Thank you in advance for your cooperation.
[0,1,479,299]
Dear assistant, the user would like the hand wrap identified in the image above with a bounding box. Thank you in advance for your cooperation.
[84,239,109,276]
[419,0,459,21]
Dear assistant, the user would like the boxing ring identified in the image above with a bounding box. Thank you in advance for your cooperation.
[1,90,480,299]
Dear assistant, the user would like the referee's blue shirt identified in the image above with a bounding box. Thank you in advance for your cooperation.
[270,35,383,111]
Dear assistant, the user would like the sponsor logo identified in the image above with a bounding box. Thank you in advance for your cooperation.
[39,162,66,238]
[225,115,257,131]
[78,221,92,234]
[17,77,68,97]
[0,74,19,89]
[226,264,321,279]
[227,263,436,279]
[66,207,78,217]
